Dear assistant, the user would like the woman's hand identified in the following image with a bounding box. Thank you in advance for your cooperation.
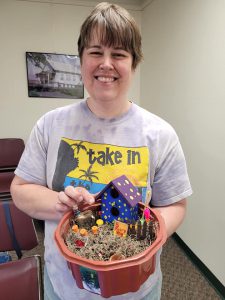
[56,186,95,214]
[11,175,96,221]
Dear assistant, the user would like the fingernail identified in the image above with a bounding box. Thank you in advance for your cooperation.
[78,195,83,202]
[73,204,78,210]
[88,198,95,204]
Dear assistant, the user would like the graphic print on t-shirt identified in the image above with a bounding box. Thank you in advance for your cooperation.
[52,138,149,200]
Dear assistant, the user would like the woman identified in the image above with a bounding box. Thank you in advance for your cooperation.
[11,2,192,299]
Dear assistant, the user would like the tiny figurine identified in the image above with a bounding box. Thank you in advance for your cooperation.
[109,253,125,261]
[113,220,128,238]
[143,207,151,221]
[142,190,151,220]
[80,228,88,236]
[72,224,79,233]
[75,239,85,248]
[91,226,98,235]
[74,210,96,229]
[96,219,104,226]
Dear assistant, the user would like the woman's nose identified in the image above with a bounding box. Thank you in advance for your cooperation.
[99,55,113,70]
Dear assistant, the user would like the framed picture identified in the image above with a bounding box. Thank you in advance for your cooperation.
[26,52,84,99]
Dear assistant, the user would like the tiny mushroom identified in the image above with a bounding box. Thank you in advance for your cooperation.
[109,253,125,261]
[72,224,79,233]
[91,225,98,234]
[80,228,88,236]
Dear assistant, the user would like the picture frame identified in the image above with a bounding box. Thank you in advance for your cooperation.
[26,52,84,99]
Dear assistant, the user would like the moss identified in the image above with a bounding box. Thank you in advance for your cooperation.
[65,219,158,261]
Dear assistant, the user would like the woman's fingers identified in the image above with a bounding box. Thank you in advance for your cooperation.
[64,186,95,205]
[58,190,75,207]
[64,186,83,203]
[55,201,70,213]
[55,191,73,213]
[56,186,95,214]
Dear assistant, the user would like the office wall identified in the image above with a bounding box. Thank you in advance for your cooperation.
[141,0,225,284]
[1,0,224,287]
[0,0,141,141]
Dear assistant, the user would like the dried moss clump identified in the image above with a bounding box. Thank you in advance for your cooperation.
[65,220,158,261]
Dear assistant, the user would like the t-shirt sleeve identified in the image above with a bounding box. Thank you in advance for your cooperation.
[15,115,48,186]
[151,132,192,207]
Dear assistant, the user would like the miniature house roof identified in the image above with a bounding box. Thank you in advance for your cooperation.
[97,175,142,207]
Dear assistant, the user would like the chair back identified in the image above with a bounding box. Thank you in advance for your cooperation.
[0,255,42,300]
[0,172,15,198]
[0,200,38,252]
[0,138,25,198]
[0,138,25,170]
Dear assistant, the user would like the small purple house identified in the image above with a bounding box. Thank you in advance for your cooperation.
[97,175,142,223]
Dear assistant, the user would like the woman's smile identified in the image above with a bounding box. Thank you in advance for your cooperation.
[94,76,118,83]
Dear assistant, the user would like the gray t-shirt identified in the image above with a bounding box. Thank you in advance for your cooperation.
[15,100,192,300]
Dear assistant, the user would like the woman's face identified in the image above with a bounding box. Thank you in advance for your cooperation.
[81,35,134,104]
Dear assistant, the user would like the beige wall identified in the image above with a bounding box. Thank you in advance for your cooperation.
[0,0,141,141]
[1,0,224,288]
[141,0,225,285]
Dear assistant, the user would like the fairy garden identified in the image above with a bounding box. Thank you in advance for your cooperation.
[64,175,159,262]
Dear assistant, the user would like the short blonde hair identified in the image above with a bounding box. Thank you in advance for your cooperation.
[78,2,143,69]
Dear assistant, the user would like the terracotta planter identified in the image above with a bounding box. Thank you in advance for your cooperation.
[55,203,167,298]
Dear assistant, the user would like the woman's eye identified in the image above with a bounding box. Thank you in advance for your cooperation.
[89,51,102,56]
[113,53,126,58]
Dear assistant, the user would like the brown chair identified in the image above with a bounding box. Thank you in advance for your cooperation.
[0,255,42,300]
[0,199,43,299]
[0,138,25,198]
[0,139,43,299]
[0,138,25,171]
[0,199,38,253]
[0,172,15,199]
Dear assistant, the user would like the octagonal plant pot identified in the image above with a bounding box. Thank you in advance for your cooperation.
[54,203,167,298]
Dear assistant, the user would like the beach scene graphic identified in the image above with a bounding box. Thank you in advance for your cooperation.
[52,138,149,198]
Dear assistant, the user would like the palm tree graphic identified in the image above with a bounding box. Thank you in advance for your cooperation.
[71,141,87,157]
[79,165,99,183]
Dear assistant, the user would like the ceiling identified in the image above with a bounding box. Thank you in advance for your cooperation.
[17,0,154,10]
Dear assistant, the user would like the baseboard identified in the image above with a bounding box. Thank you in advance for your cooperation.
[172,233,225,299]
